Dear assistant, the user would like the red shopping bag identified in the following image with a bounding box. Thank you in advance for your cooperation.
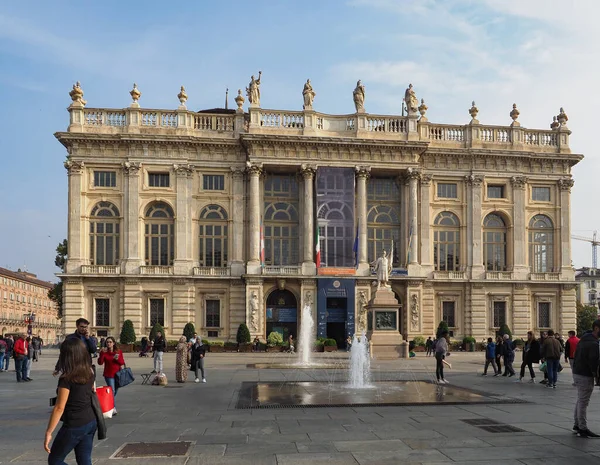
[96,386,115,419]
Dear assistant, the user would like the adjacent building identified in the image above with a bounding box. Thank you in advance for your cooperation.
[0,267,62,342]
[575,267,600,308]
[55,80,582,343]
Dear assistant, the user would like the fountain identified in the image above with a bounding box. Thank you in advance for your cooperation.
[298,303,314,366]
[348,333,372,388]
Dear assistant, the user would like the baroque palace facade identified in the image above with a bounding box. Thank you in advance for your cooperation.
[55,79,581,344]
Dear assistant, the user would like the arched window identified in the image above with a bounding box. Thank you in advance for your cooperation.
[483,213,507,271]
[264,175,299,266]
[144,202,174,266]
[367,178,400,266]
[90,202,120,265]
[529,215,553,272]
[199,205,228,267]
[433,212,460,271]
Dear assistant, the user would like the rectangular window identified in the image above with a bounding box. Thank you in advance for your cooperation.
[538,302,551,328]
[94,171,117,187]
[203,175,225,191]
[493,301,506,328]
[206,300,220,327]
[487,185,505,199]
[207,330,219,338]
[148,173,170,188]
[95,298,110,327]
[442,301,456,327]
[149,298,165,326]
[437,183,457,199]
[532,187,551,202]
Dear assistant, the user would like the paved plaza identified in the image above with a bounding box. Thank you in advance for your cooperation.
[2,350,600,464]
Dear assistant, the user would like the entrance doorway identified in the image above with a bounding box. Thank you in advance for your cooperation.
[265,289,298,344]
[326,297,347,348]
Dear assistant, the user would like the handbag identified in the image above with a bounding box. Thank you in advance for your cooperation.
[91,392,107,440]
[539,361,547,373]
[96,386,115,418]
[115,365,135,388]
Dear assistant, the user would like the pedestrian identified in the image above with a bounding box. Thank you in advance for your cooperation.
[99,337,106,350]
[425,337,433,356]
[90,334,98,358]
[98,336,125,415]
[4,335,14,371]
[539,331,549,384]
[175,336,189,383]
[54,318,97,376]
[482,337,499,376]
[288,334,295,354]
[346,335,352,352]
[190,339,206,383]
[434,331,450,384]
[44,338,98,464]
[495,336,503,375]
[13,333,29,382]
[518,331,540,382]
[502,334,516,377]
[25,336,34,381]
[189,333,198,345]
[253,336,260,352]
[0,336,6,372]
[572,320,600,438]
[542,329,562,388]
[32,336,41,362]
[151,331,166,374]
[565,330,580,384]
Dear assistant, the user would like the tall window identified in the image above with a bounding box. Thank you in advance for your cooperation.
[529,215,554,273]
[433,212,460,271]
[367,178,400,266]
[538,302,551,328]
[442,301,456,327]
[206,300,220,327]
[149,298,165,326]
[95,298,110,327]
[483,213,507,271]
[144,202,174,266]
[199,205,228,267]
[90,202,120,265]
[492,301,506,328]
[264,174,299,266]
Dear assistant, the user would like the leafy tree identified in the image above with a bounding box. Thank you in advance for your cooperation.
[183,322,196,341]
[48,239,68,319]
[577,302,598,336]
[55,239,68,271]
[119,320,136,344]
[149,323,165,341]
[236,323,251,344]
[498,324,512,338]
[436,321,449,339]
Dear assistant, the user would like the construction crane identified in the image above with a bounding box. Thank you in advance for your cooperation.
[572,231,600,269]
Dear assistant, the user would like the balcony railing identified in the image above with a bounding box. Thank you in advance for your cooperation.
[262,266,301,276]
[485,271,514,280]
[140,266,174,275]
[530,272,560,281]
[193,266,230,277]
[81,265,120,274]
[433,271,465,279]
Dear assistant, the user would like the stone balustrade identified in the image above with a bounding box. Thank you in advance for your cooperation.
[485,271,514,280]
[193,266,230,277]
[530,272,561,281]
[67,104,569,154]
[262,266,301,276]
[140,266,174,275]
[81,265,120,274]
[433,271,466,279]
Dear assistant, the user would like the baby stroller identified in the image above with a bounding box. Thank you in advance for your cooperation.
[139,337,151,357]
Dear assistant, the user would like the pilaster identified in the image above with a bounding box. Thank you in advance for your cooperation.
[172,279,194,336]
[560,284,577,334]
[122,278,143,337]
[559,178,575,279]
[466,174,485,279]
[231,168,246,277]
[355,166,370,275]
[419,174,433,277]
[122,162,142,274]
[173,164,194,275]
[511,176,529,279]
[469,283,487,337]
[512,283,530,337]
[62,278,84,332]
[64,160,85,273]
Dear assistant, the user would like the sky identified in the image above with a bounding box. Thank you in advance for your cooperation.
[0,0,598,282]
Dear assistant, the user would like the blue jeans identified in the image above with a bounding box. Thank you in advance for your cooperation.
[0,352,4,370]
[104,376,118,405]
[14,356,27,381]
[4,351,10,370]
[546,358,560,385]
[48,419,96,465]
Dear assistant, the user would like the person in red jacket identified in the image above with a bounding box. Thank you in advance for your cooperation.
[13,333,29,382]
[98,337,125,415]
[565,330,580,385]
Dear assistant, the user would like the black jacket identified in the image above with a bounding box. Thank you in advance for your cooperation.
[573,332,600,378]
[189,342,206,371]
[153,336,166,352]
[523,339,541,363]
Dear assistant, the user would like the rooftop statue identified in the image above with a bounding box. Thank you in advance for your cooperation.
[246,71,262,106]
[302,79,316,109]
[405,84,418,114]
[353,80,365,112]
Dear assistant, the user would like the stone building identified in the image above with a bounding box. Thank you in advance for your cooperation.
[575,267,600,308]
[55,80,581,343]
[0,267,62,343]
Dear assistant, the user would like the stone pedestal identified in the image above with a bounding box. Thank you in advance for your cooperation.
[366,286,409,359]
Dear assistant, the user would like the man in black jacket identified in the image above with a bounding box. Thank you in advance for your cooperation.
[151,331,166,374]
[573,320,600,438]
[53,318,97,375]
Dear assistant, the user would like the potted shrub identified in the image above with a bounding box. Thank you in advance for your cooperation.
[119,320,136,352]
[324,338,338,352]
[463,336,476,352]
[209,341,224,353]
[313,340,324,352]
[224,341,238,352]
[201,339,211,352]
[236,323,252,352]
[267,331,284,352]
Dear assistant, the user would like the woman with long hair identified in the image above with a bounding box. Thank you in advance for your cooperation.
[44,338,96,464]
[97,336,124,415]
[175,336,189,383]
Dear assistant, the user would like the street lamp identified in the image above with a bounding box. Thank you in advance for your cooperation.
[23,312,36,336]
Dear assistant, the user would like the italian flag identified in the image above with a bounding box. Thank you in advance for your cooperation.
[315,225,321,268]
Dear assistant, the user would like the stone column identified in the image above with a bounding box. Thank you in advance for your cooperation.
[407,168,420,273]
[230,167,245,277]
[122,162,142,274]
[419,174,433,276]
[174,164,194,275]
[64,160,85,273]
[466,174,485,279]
[246,163,263,274]
[559,178,575,279]
[511,176,528,279]
[356,166,370,274]
[300,165,316,275]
